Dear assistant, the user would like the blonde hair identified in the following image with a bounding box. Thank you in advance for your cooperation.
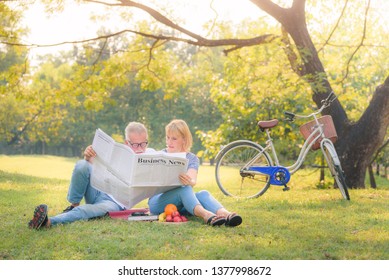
[125,122,148,140]
[166,119,193,152]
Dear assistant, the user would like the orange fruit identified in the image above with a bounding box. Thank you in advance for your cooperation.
[164,204,178,216]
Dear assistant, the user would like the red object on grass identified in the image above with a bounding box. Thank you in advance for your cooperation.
[108,208,149,220]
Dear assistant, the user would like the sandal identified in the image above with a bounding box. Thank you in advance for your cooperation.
[28,204,48,229]
[225,213,242,227]
[206,215,226,226]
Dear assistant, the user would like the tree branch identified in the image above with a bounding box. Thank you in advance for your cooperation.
[7,109,42,146]
[318,0,349,53]
[370,138,389,165]
[1,0,279,55]
[249,0,286,22]
[340,0,371,83]
[90,0,279,49]
[92,37,108,65]
[280,26,302,75]
[88,0,210,42]
[2,29,277,52]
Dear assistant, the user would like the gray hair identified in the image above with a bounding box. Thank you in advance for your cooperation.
[124,122,148,140]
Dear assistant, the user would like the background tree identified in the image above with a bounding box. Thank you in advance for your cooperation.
[0,2,29,149]
[1,0,388,188]
[74,0,387,189]
[1,21,223,156]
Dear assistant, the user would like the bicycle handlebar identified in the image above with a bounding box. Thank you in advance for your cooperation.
[284,91,336,121]
[284,111,296,121]
[322,91,336,107]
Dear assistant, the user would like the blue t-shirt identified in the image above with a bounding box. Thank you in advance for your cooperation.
[186,152,200,171]
[161,149,199,171]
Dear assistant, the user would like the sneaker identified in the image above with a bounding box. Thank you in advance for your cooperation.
[62,205,75,213]
[28,204,48,229]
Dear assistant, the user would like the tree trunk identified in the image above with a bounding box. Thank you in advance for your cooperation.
[319,154,325,182]
[336,78,389,188]
[368,165,377,189]
[261,0,389,188]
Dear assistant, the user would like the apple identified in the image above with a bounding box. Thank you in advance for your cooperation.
[172,211,180,217]
[180,215,188,222]
[173,216,182,223]
[166,214,173,222]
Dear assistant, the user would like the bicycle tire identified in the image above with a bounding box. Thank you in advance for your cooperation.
[322,142,350,200]
[215,140,272,198]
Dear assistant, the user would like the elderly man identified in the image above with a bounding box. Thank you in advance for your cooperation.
[28,122,151,229]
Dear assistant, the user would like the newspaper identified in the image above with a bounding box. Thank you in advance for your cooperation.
[90,129,188,209]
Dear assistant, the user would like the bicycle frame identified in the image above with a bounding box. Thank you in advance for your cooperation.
[243,112,327,186]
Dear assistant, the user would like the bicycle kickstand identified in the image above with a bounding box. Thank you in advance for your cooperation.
[283,184,290,191]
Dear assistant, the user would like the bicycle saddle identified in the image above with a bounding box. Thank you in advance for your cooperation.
[257,119,279,130]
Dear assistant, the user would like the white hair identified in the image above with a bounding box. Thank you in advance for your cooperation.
[124,122,148,140]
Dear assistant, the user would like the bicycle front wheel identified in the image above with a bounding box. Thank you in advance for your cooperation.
[322,141,350,200]
[215,140,272,198]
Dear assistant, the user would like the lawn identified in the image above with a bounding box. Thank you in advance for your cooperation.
[0,155,388,260]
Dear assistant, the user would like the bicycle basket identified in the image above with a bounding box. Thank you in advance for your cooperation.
[299,115,337,150]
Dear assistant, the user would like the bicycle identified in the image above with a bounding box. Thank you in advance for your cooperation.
[214,92,350,200]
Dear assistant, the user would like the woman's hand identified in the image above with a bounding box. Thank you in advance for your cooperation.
[83,145,96,162]
[179,173,196,187]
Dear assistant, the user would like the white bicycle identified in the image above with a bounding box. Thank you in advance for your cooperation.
[215,92,350,200]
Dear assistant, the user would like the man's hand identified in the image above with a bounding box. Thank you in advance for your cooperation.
[84,145,96,162]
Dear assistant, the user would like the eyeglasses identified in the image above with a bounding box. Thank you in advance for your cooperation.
[127,141,148,149]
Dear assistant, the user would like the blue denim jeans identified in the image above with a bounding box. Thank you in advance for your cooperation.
[50,160,123,226]
[148,186,223,215]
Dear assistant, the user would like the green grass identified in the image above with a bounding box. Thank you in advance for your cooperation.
[0,155,388,260]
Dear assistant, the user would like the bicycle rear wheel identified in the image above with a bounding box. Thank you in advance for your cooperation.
[215,140,272,198]
[322,141,350,200]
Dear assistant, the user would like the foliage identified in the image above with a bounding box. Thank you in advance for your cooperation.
[0,18,224,155]
[197,1,389,164]
[313,1,389,121]
[0,2,28,89]
[0,0,388,172]
[199,22,310,160]
[0,2,29,146]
